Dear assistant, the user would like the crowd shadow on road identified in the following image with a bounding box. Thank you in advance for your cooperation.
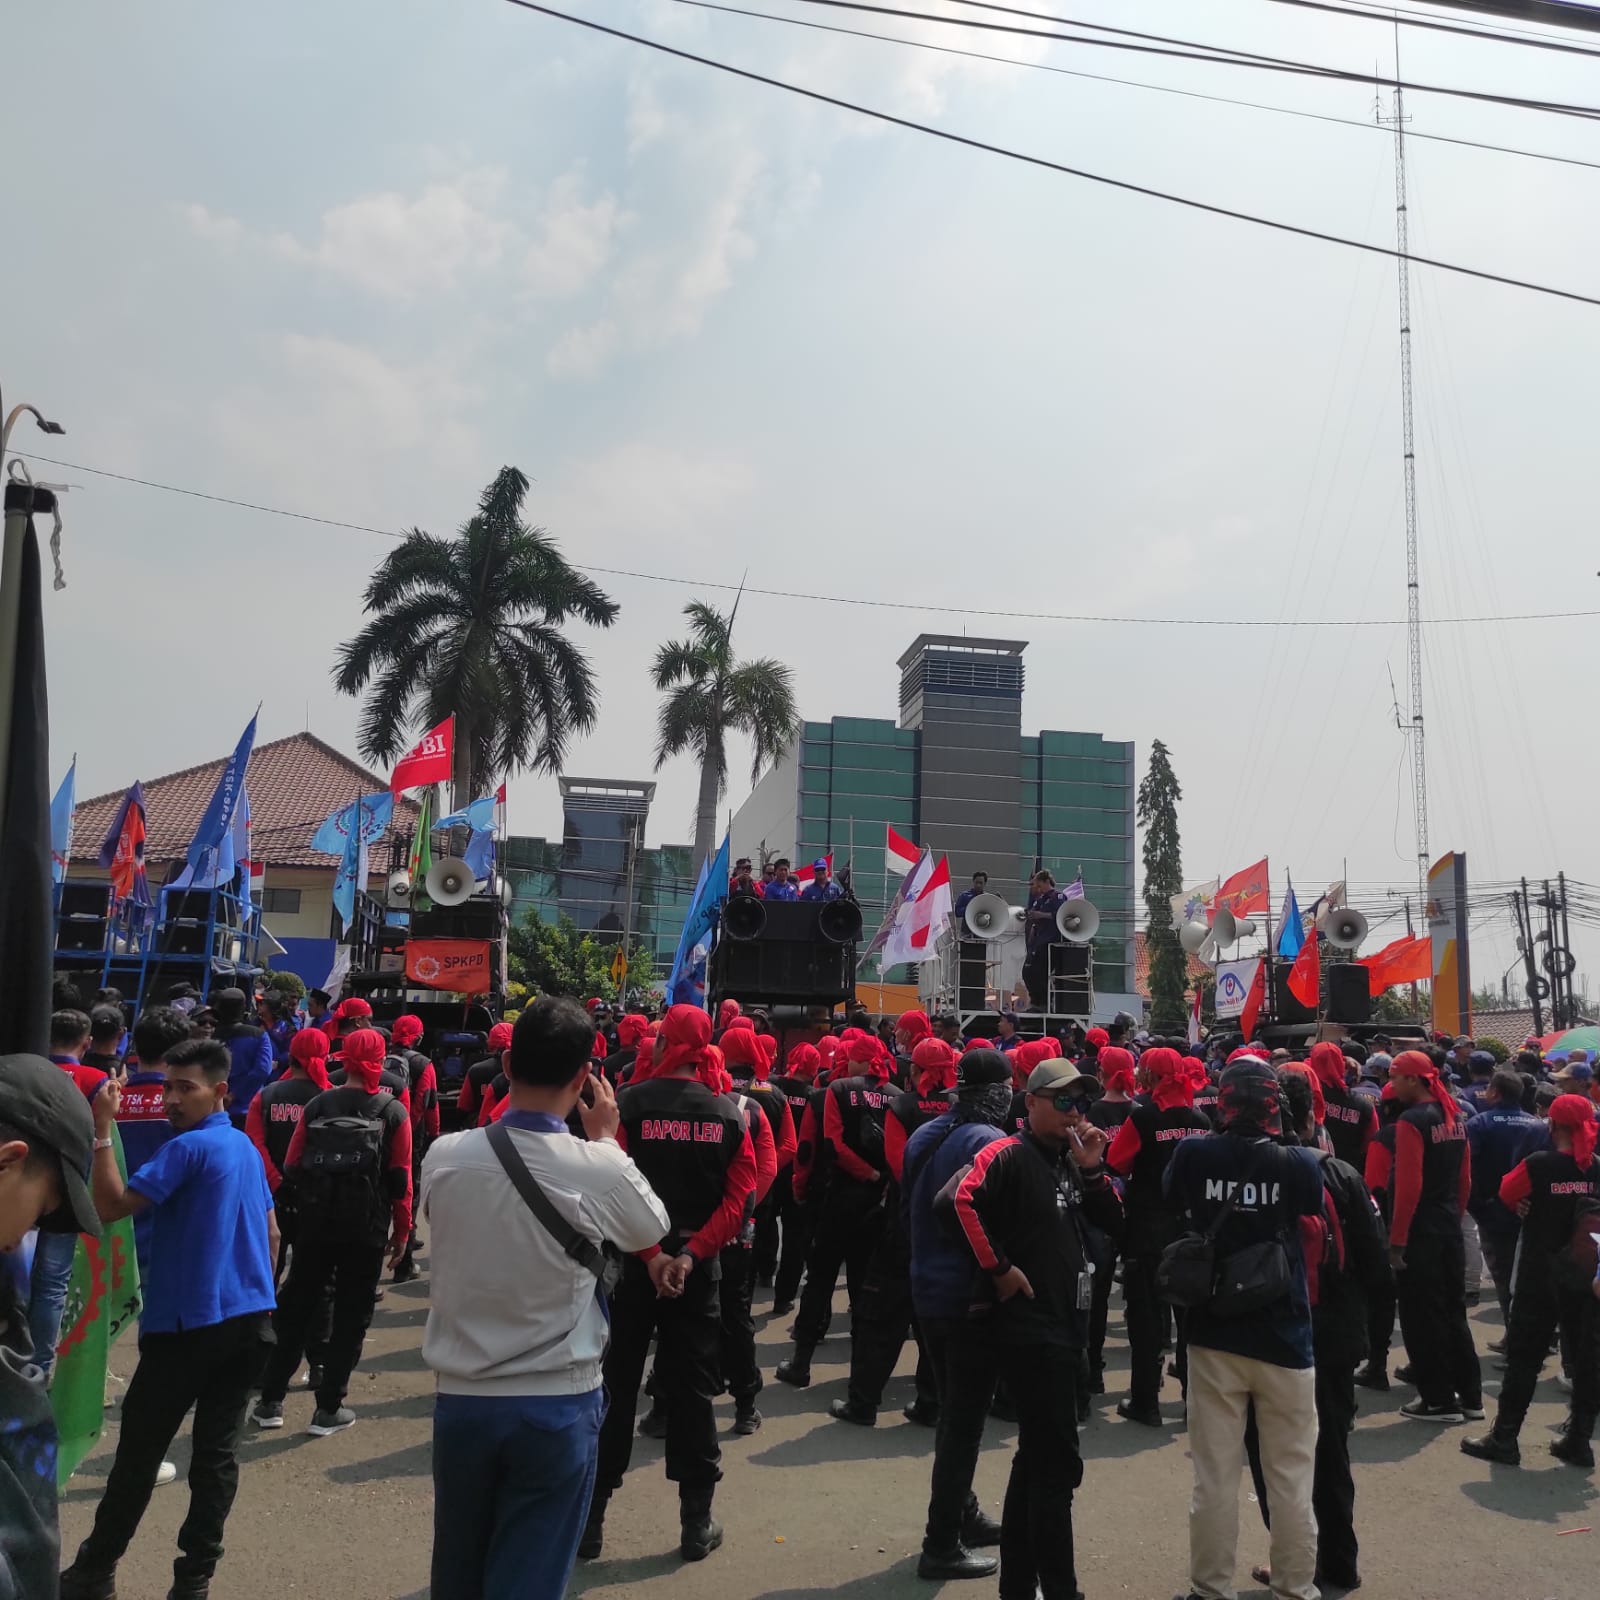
[1346,1419,1437,1465]
[1460,1462,1598,1523]
[567,1550,686,1593]
[325,1436,433,1482]
[738,1554,928,1600]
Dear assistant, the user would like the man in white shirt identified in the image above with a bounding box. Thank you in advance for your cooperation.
[421,996,670,1600]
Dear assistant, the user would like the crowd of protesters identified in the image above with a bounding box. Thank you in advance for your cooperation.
[4,973,1599,1600]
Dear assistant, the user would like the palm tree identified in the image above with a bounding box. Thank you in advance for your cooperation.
[652,600,799,867]
[334,466,618,805]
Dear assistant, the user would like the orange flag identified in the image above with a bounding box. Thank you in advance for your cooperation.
[1215,857,1270,920]
[1359,934,1431,994]
[1287,929,1320,1009]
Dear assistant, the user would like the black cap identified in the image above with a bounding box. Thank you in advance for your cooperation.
[957,1048,1012,1087]
[0,1054,102,1237]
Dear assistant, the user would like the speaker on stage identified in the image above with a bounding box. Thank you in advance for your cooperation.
[1270,959,1317,1026]
[1048,943,1091,1015]
[956,938,989,1013]
[411,899,501,941]
[56,882,111,953]
[1326,963,1372,1025]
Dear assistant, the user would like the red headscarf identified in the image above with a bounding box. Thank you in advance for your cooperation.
[699,1043,733,1094]
[786,1042,822,1083]
[1390,1049,1458,1127]
[896,1010,933,1049]
[912,1038,958,1095]
[289,1026,331,1091]
[335,996,372,1025]
[1010,1039,1047,1092]
[717,998,743,1029]
[846,1033,891,1082]
[1181,1056,1209,1094]
[1307,1041,1348,1095]
[719,1027,763,1073]
[617,1013,650,1050]
[391,1014,424,1048]
[341,1028,387,1093]
[816,1035,843,1081]
[1098,1045,1137,1097]
[1140,1046,1195,1111]
[487,1021,514,1054]
[1085,1027,1110,1051]
[754,1033,778,1082]
[1039,1037,1063,1060]
[1551,1092,1598,1169]
[654,1004,713,1078]
[1281,1061,1326,1127]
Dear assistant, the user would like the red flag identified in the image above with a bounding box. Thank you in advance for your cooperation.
[1238,959,1267,1042]
[886,824,920,878]
[794,852,834,888]
[1359,934,1431,994]
[390,716,455,794]
[1287,929,1320,1009]
[1214,857,1269,920]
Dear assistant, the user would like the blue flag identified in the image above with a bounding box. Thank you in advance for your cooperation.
[177,712,257,888]
[309,791,395,856]
[327,792,395,933]
[437,795,497,832]
[462,826,495,883]
[667,835,730,1007]
[50,760,76,886]
[1277,886,1305,961]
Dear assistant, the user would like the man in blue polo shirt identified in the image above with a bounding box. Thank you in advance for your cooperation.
[60,1039,278,1600]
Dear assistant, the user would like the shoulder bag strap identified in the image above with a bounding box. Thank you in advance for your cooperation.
[486,1120,605,1282]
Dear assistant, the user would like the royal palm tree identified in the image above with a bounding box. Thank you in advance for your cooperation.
[335,466,618,805]
[652,599,798,867]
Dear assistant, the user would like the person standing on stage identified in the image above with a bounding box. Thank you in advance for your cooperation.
[1020,872,1065,1013]
[951,871,989,930]
[764,859,800,902]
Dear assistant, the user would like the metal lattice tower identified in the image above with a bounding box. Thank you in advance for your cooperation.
[1379,63,1428,912]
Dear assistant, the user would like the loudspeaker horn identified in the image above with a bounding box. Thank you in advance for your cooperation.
[1179,918,1214,954]
[1056,898,1100,944]
[424,857,476,907]
[817,898,864,944]
[1233,916,1258,939]
[723,893,766,942]
[1212,905,1240,946]
[1318,906,1368,951]
[388,871,412,903]
[965,892,1018,940]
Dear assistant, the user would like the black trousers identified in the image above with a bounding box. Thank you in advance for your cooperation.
[1497,1281,1600,1438]
[1244,1359,1360,1590]
[772,1174,812,1307]
[846,1220,937,1414]
[259,1237,384,1411]
[1021,947,1051,1010]
[923,1315,1001,1553]
[73,1314,271,1585]
[719,1242,762,1406]
[753,1180,781,1282]
[272,1208,332,1371]
[595,1255,722,1501]
[1365,1274,1396,1369]
[1477,1224,1518,1327]
[1396,1228,1480,1408]
[999,1342,1083,1600]
[792,1188,885,1351]
[1087,1241,1116,1384]
[1124,1250,1185,1412]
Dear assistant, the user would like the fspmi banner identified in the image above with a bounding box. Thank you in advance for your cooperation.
[405,937,492,994]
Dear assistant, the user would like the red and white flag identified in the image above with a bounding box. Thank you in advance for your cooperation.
[794,852,833,888]
[1187,987,1203,1048]
[886,824,920,878]
[1239,959,1267,1042]
[390,716,455,794]
[884,853,952,968]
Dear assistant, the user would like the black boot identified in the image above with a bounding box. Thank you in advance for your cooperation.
[775,1346,814,1387]
[60,1568,118,1600]
[1353,1360,1388,1392]
[1460,1425,1520,1466]
[1551,1419,1596,1470]
[578,1493,609,1561]
[679,1488,724,1562]
[167,1575,211,1600]
[961,1505,1003,1548]
[733,1399,763,1435]
[917,1543,998,1581]
[637,1405,668,1439]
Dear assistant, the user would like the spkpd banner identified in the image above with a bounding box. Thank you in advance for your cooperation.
[405,937,492,994]
[1214,957,1260,1020]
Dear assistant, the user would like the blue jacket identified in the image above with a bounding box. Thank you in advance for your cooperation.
[1465,1105,1541,1232]
[903,1111,1008,1321]
[218,1024,274,1117]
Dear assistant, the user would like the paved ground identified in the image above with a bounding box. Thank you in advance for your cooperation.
[62,1259,1599,1600]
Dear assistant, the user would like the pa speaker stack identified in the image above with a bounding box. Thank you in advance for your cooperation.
[709,896,861,1007]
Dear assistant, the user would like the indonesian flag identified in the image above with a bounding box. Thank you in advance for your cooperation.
[1239,958,1267,1042]
[886,824,920,879]
[391,716,455,794]
[1187,987,1203,1047]
[1214,857,1270,921]
[794,853,833,888]
[1287,927,1321,1009]
[884,854,952,968]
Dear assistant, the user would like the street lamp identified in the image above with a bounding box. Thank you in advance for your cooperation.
[1,393,66,481]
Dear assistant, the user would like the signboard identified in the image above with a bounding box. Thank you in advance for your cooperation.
[405,937,492,995]
[1214,957,1260,1020]
[1427,852,1470,1038]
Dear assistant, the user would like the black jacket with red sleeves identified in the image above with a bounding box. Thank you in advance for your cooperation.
[1321,1081,1377,1169]
[614,1074,757,1264]
[821,1074,895,1196]
[1105,1102,1212,1252]
[952,1131,1123,1348]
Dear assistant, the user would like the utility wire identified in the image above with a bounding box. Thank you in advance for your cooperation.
[1255,0,1600,56]
[768,0,1600,118]
[14,448,1600,630]
[668,0,1600,171]
[505,0,1600,306]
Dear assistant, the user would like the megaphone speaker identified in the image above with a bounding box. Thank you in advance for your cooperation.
[724,893,766,942]
[388,871,413,903]
[1212,906,1239,947]
[817,899,864,944]
[1179,919,1213,954]
[425,857,476,907]
[965,893,1016,941]
[1320,907,1369,951]
[1056,898,1100,944]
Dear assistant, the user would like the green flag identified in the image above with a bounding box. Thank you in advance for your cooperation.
[408,787,434,912]
[51,1127,141,1485]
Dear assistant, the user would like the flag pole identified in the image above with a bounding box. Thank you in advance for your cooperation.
[1263,867,1277,1024]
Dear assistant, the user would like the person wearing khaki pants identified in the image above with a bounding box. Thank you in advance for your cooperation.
[1187,1346,1318,1600]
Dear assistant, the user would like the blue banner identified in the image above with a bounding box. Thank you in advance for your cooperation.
[179,712,257,887]
[310,790,394,857]
[462,826,495,883]
[331,792,394,933]
[50,760,75,886]
[437,795,497,832]
[1277,886,1305,961]
[667,835,729,1007]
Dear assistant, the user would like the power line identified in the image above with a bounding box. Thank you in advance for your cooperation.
[668,0,1600,171]
[506,0,1600,307]
[769,0,1600,118]
[15,447,1600,630]
[1256,0,1600,56]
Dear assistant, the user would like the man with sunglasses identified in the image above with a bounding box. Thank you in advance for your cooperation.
[950,1057,1120,1600]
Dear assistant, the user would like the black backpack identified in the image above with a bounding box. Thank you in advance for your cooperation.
[296,1100,392,1244]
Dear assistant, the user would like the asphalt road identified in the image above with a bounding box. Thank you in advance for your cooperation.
[61,1260,1599,1600]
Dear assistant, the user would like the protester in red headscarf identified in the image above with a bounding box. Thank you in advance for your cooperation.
[1386,1049,1481,1421]
[754,1034,779,1083]
[1306,1040,1375,1167]
[1107,1043,1214,1426]
[1463,1091,1600,1467]
[719,1024,765,1087]
[1088,1045,1137,1133]
[458,1020,513,1121]
[717,998,743,1035]
[246,1024,331,1193]
[895,1009,933,1062]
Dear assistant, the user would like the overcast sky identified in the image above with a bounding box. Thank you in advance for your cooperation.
[8,0,1600,1004]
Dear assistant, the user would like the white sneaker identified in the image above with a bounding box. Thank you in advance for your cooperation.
[155,1460,178,1486]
